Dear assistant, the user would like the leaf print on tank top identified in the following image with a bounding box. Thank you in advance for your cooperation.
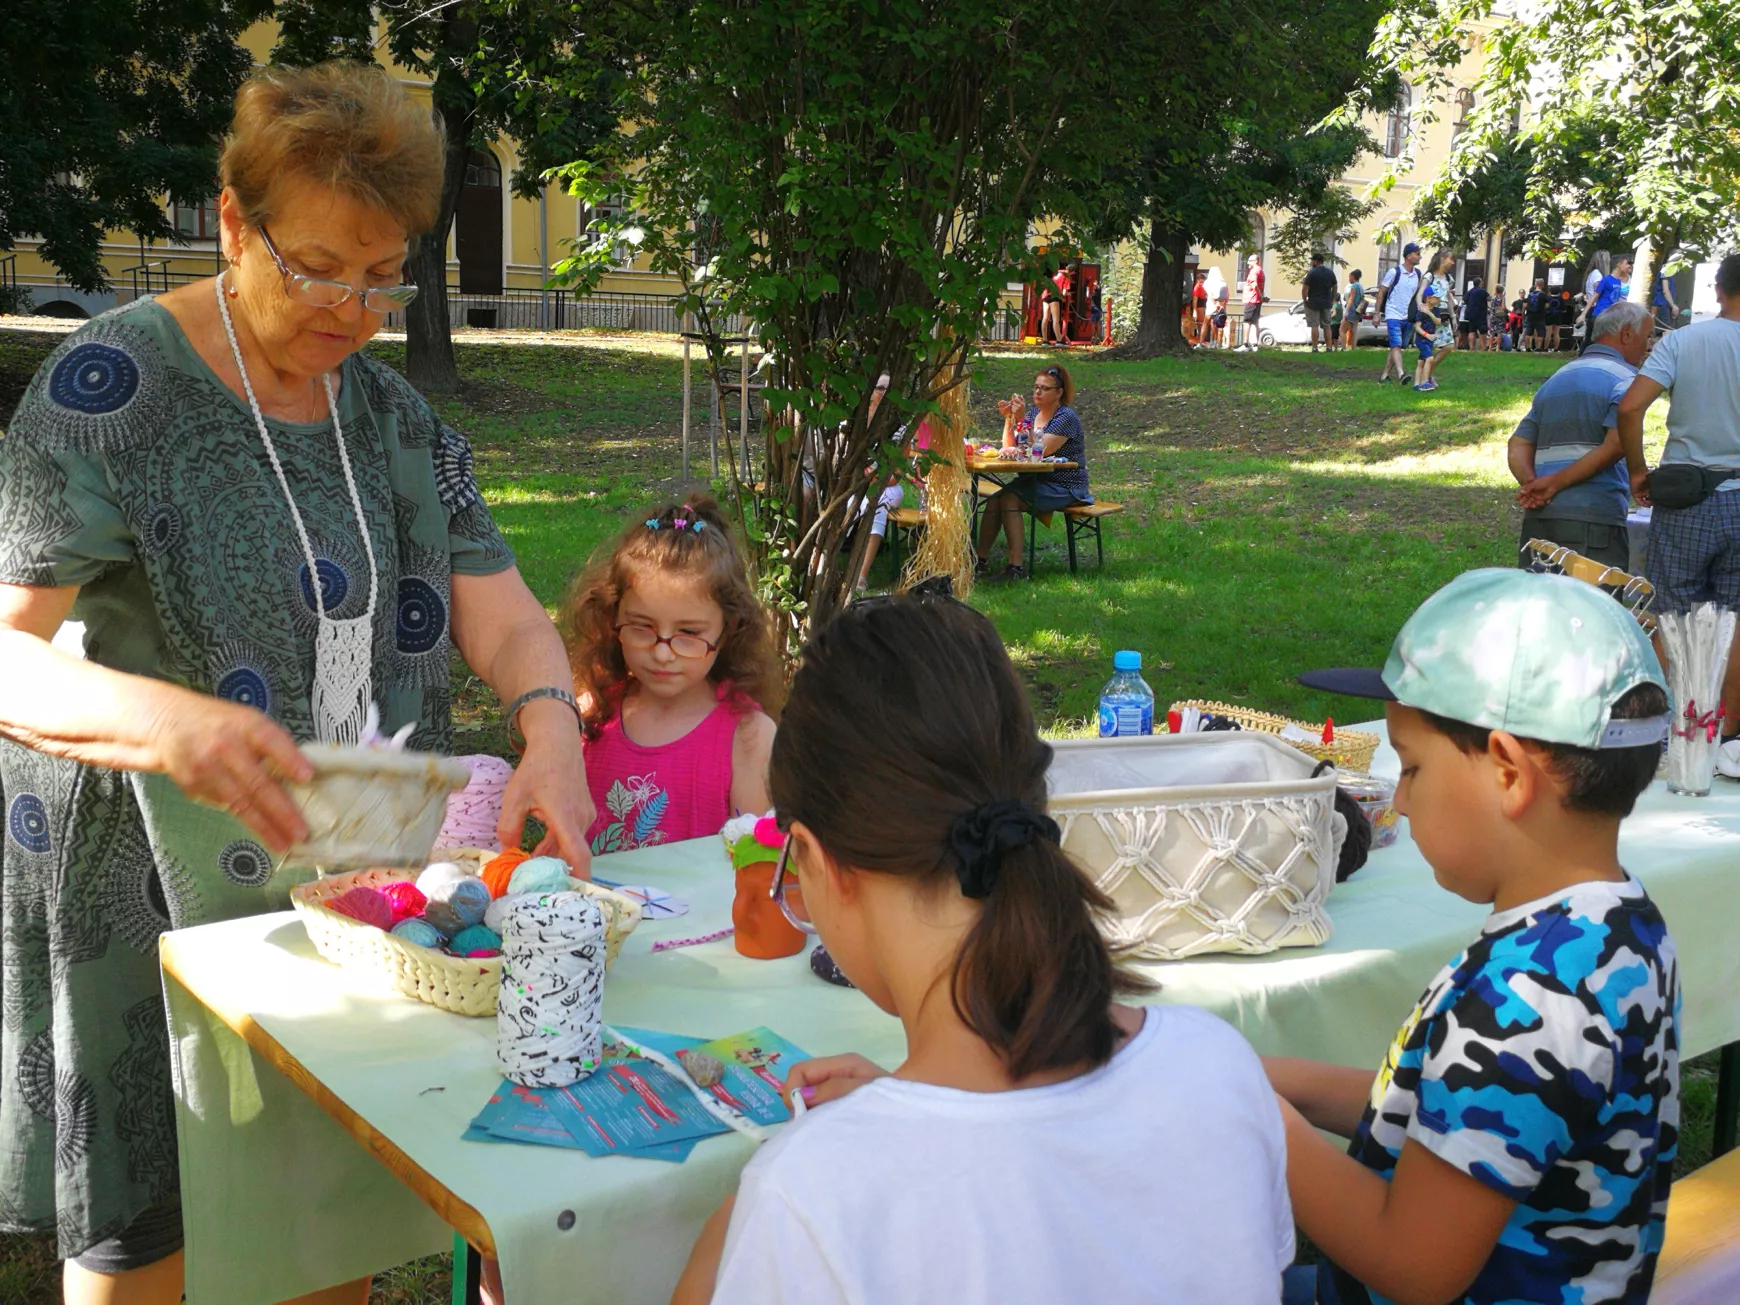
[592,774,671,854]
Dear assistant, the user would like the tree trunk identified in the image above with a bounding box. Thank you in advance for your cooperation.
[404,79,472,396]
[1121,217,1190,356]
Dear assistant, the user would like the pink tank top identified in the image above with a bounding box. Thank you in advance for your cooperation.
[584,683,750,855]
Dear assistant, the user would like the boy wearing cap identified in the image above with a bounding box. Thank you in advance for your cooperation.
[1412,290,1440,391]
[1273,569,1679,1305]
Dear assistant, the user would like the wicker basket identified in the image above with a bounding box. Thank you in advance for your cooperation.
[290,853,642,1017]
[1049,732,1342,960]
[1168,699,1379,774]
[284,745,473,869]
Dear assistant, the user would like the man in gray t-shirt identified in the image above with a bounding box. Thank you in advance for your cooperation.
[1619,251,1740,737]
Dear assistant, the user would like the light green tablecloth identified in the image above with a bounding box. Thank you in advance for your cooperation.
[162,726,1740,1304]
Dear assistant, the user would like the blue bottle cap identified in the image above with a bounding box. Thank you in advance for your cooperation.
[1113,650,1141,672]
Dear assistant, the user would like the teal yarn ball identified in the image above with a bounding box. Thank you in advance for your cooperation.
[507,856,571,896]
[449,924,501,956]
[391,917,443,948]
[424,875,491,938]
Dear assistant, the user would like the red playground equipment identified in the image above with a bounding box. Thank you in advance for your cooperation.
[1021,261,1108,346]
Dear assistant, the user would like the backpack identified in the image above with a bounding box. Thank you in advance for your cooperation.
[1380,267,1421,323]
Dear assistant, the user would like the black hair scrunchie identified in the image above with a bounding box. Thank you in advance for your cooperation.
[947,799,1061,899]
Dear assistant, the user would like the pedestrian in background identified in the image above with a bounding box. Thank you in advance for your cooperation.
[1301,251,1338,353]
[1342,269,1366,351]
[1375,242,1425,382]
[1238,257,1267,352]
[1459,277,1489,351]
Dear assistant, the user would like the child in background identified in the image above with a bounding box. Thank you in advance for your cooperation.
[1413,290,1441,391]
[1279,569,1679,1305]
[673,596,1294,1305]
[562,496,780,856]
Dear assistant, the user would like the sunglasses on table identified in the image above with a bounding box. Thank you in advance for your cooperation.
[258,224,420,314]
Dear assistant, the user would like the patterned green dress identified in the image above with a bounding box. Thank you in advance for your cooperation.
[0,299,514,1256]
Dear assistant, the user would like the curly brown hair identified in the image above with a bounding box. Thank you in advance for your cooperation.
[561,495,785,739]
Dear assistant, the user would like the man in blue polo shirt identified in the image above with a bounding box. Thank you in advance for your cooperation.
[1511,301,1653,568]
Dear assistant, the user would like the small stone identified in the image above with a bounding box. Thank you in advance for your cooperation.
[678,1049,725,1088]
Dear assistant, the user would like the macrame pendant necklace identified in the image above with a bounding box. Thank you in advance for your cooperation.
[215,273,379,745]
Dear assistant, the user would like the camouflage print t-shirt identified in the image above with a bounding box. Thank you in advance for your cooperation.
[1326,875,1680,1305]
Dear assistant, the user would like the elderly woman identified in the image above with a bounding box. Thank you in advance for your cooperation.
[0,63,592,1302]
[974,364,1092,580]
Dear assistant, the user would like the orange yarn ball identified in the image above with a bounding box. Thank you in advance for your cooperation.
[481,848,532,899]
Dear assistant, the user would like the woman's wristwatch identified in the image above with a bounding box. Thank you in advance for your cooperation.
[505,686,583,755]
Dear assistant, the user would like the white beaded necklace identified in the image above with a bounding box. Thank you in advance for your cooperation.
[215,272,379,745]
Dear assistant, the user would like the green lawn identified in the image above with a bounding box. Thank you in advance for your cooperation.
[0,325,1702,1303]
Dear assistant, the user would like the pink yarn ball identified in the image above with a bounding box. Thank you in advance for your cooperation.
[329,886,395,931]
[752,816,784,848]
[462,948,501,959]
[380,881,428,922]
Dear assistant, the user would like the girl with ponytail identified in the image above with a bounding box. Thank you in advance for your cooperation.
[673,594,1295,1305]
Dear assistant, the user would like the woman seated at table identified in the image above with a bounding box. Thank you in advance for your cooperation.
[975,364,1092,581]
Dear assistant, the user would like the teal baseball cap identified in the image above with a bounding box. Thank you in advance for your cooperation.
[1300,569,1670,749]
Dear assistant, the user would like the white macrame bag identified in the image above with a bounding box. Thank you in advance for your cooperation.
[1048,732,1343,960]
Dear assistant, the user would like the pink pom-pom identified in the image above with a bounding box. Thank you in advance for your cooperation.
[379,881,428,922]
[752,816,784,848]
[328,886,395,931]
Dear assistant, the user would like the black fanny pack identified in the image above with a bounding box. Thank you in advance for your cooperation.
[1649,464,1740,510]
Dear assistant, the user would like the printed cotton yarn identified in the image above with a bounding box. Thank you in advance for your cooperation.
[496,894,606,1089]
[437,754,515,850]
[425,876,491,938]
[391,918,443,948]
[507,856,571,896]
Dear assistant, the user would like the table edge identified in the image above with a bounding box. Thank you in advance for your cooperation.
[160,935,499,1258]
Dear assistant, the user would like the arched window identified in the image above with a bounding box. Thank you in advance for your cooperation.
[1237,214,1265,284]
[1451,88,1476,147]
[463,151,501,188]
[1384,84,1412,159]
[1377,229,1406,284]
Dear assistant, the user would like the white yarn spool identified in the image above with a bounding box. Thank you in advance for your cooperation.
[496,894,607,1088]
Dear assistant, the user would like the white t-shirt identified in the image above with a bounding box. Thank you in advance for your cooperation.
[1381,266,1424,321]
[710,1006,1293,1305]
[1640,316,1740,476]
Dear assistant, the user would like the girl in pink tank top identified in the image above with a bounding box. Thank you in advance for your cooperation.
[563,497,783,857]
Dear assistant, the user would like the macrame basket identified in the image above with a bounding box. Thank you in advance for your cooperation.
[283,745,473,869]
[290,849,642,1017]
[1168,699,1379,774]
[1048,732,1342,960]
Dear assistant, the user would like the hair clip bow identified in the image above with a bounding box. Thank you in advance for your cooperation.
[645,518,661,530]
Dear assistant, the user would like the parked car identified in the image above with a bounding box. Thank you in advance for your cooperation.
[1257,300,1387,347]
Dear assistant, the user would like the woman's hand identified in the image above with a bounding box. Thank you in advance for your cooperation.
[498,699,595,876]
[148,691,313,851]
[783,1053,889,1110]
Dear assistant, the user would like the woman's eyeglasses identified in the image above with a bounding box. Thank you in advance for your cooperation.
[1033,382,1060,392]
[615,623,721,659]
[257,224,420,314]
[768,837,815,935]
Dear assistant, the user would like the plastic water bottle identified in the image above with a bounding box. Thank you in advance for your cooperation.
[1015,419,1032,456]
[1098,651,1154,737]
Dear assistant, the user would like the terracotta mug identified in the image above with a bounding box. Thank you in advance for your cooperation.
[732,862,806,959]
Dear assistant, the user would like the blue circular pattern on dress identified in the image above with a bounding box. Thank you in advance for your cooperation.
[145,504,183,555]
[298,558,351,614]
[48,343,141,415]
[8,794,52,854]
[216,666,270,710]
[219,839,275,888]
[396,576,446,654]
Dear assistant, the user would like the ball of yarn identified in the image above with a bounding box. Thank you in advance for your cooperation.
[328,886,394,931]
[424,876,491,938]
[449,924,501,956]
[416,861,470,898]
[483,892,528,935]
[481,848,533,900]
[507,856,571,897]
[380,881,428,922]
[437,754,516,850]
[390,918,443,948]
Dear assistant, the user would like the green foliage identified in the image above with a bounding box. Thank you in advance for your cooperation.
[0,0,268,291]
[1379,0,1740,279]
[579,0,1155,647]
